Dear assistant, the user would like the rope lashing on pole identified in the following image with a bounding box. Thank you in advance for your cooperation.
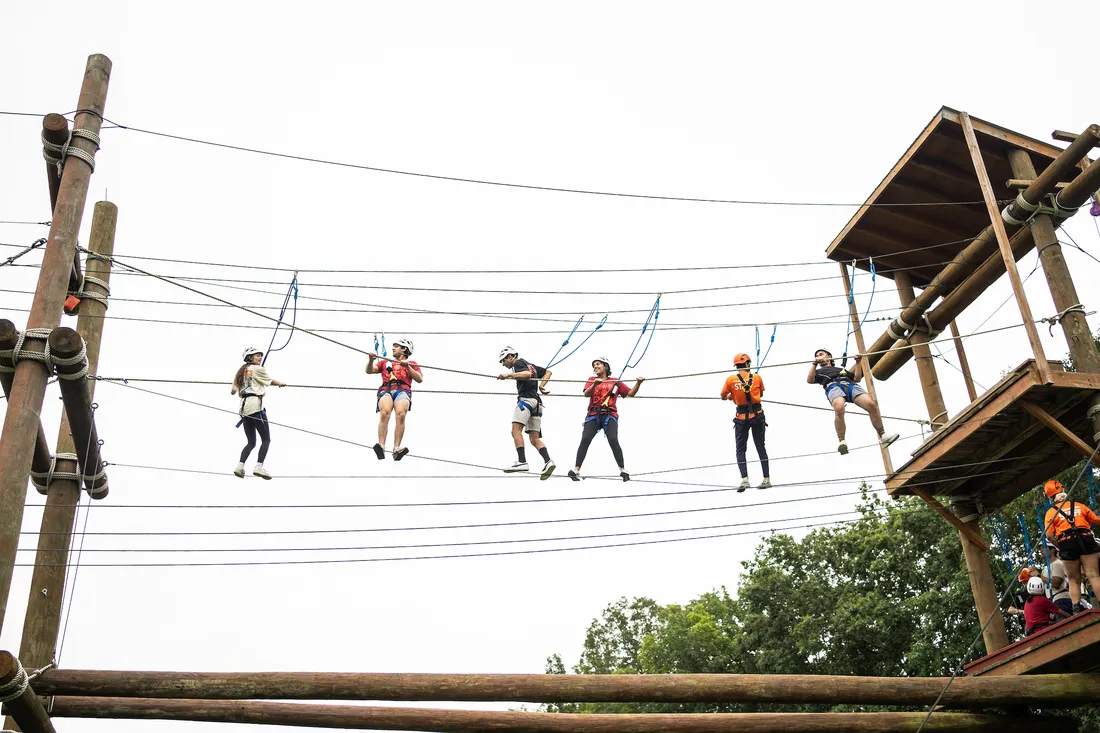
[261,272,298,366]
[546,314,608,369]
[616,294,660,380]
[41,126,101,175]
[1038,303,1095,337]
[755,324,777,373]
[0,658,28,704]
[842,259,875,367]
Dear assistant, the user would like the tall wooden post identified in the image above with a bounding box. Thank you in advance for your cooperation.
[959,111,1052,385]
[954,500,1009,654]
[838,263,894,475]
[0,54,110,634]
[1007,149,1100,444]
[892,271,949,430]
[16,202,115,671]
[949,321,979,402]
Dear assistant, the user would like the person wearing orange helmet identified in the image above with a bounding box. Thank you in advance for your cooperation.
[721,353,770,491]
[1043,478,1100,612]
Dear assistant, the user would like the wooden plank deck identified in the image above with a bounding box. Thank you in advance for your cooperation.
[965,610,1100,676]
[885,359,1100,510]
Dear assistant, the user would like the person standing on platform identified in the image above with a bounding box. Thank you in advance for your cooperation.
[1007,576,1072,636]
[807,348,898,455]
[721,352,770,491]
[1043,478,1100,612]
[231,347,285,480]
[497,346,556,479]
[366,338,422,461]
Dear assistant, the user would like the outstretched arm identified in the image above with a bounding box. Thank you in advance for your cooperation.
[628,377,645,397]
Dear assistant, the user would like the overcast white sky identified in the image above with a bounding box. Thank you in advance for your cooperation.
[1,2,1098,730]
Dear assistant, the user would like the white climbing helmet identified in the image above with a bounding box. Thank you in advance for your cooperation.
[393,338,414,356]
[593,356,612,373]
[1026,576,1046,596]
[499,346,519,364]
[242,346,263,362]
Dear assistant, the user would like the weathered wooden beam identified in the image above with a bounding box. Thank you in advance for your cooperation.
[1021,402,1098,465]
[0,651,56,733]
[953,500,1011,655]
[893,271,948,430]
[908,486,989,551]
[949,321,979,402]
[46,697,1077,733]
[45,328,108,498]
[1006,179,1069,190]
[35,669,1100,706]
[0,321,53,491]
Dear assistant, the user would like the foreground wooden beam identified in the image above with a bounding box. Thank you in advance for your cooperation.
[47,698,1076,733]
[0,651,57,733]
[33,670,1100,706]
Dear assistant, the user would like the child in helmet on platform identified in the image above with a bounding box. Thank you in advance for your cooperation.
[366,338,422,461]
[1007,575,1072,636]
[570,357,644,482]
[496,346,555,479]
[807,348,898,455]
[231,347,285,479]
[721,353,770,491]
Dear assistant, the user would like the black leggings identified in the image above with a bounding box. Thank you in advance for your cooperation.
[574,417,625,469]
[734,417,769,478]
[240,414,271,463]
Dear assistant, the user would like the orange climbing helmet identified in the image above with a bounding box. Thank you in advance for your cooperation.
[1044,479,1063,498]
[734,353,751,368]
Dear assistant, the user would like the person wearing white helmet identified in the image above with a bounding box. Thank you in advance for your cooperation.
[569,357,644,482]
[366,338,423,461]
[230,347,285,479]
[1006,575,1071,636]
[497,347,555,478]
[807,348,898,455]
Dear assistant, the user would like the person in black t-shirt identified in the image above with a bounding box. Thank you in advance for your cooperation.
[497,346,556,479]
[806,348,898,455]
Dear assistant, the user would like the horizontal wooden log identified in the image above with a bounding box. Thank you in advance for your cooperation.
[32,670,1100,706]
[1005,179,1069,190]
[47,697,1076,733]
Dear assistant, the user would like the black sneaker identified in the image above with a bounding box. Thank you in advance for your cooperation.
[393,446,409,461]
[620,471,630,482]
[567,469,582,482]
[372,443,385,460]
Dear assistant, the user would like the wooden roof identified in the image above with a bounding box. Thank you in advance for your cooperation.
[885,360,1100,510]
[826,107,1074,287]
[965,610,1100,676]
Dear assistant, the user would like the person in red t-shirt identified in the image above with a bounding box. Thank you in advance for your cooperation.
[1007,576,1072,635]
[365,338,423,461]
[568,357,644,482]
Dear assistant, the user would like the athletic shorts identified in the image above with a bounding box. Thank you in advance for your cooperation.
[826,383,867,404]
[377,388,412,413]
[1057,535,1099,561]
[512,397,543,434]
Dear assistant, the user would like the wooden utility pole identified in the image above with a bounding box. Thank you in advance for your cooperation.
[16,202,115,674]
[954,499,1010,654]
[838,263,894,475]
[949,321,979,402]
[0,54,110,634]
[1007,149,1100,444]
[892,271,949,430]
[959,112,1051,385]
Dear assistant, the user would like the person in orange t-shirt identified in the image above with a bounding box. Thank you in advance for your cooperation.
[1043,478,1100,611]
[721,353,770,492]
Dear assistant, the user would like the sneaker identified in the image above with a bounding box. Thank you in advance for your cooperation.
[620,471,630,482]
[1074,603,1086,614]
[372,443,386,460]
[738,477,750,493]
[567,469,582,482]
[504,461,529,473]
[759,478,772,489]
[880,432,900,448]
[253,466,271,480]
[233,463,245,478]
[540,460,556,480]
[393,446,410,461]
[838,440,849,455]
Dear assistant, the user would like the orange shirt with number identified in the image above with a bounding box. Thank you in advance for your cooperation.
[720,371,765,420]
[1044,501,1100,539]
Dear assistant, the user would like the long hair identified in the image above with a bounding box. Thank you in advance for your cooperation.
[233,363,250,391]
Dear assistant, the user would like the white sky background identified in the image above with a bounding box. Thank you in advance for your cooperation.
[1,2,1099,730]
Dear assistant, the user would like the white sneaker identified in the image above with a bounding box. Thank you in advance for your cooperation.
[880,432,900,448]
[738,477,751,492]
[759,478,772,489]
[233,463,245,478]
[504,461,529,473]
[253,465,272,480]
[540,460,556,480]
[838,440,849,455]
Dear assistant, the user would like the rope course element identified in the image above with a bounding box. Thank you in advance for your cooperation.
[262,272,299,365]
[41,125,101,175]
[0,658,28,704]
[1039,303,1095,337]
[0,238,46,267]
[0,220,50,226]
[545,314,608,369]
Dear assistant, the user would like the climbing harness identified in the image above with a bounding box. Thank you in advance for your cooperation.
[545,314,608,369]
[733,372,764,421]
[841,259,875,367]
[755,324,777,374]
[262,272,298,366]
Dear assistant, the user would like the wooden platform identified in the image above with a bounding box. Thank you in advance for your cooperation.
[885,359,1100,510]
[826,107,1076,286]
[965,610,1100,676]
